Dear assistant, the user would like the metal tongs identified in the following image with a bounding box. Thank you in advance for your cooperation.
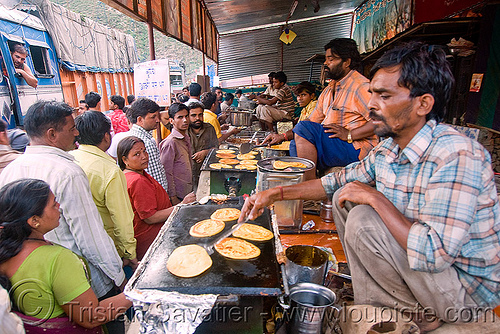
[203,215,250,255]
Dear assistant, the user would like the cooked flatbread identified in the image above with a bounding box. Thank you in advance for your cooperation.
[216,153,236,159]
[248,150,259,155]
[167,245,212,277]
[215,237,261,259]
[190,219,225,238]
[210,163,232,169]
[239,159,258,165]
[216,149,236,154]
[235,164,247,170]
[243,164,257,170]
[210,208,241,221]
[236,153,255,160]
[219,158,240,165]
[232,223,274,241]
[287,161,307,168]
[273,160,290,170]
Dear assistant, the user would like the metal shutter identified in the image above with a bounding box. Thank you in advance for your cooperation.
[219,13,353,83]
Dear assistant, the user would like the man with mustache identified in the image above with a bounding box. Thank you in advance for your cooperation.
[240,42,500,332]
[187,102,218,187]
[10,43,37,88]
[292,38,377,180]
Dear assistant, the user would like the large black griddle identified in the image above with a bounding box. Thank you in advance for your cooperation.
[201,147,260,173]
[130,203,281,296]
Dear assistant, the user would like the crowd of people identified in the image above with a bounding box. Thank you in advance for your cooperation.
[0,37,498,334]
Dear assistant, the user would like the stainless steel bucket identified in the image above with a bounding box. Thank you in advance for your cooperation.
[279,282,339,334]
[285,245,329,286]
[229,110,253,126]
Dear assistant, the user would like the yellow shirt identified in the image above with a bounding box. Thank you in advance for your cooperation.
[298,99,318,122]
[204,109,222,138]
[71,145,137,259]
[152,123,171,143]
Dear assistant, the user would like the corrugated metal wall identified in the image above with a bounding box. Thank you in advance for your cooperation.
[219,13,353,83]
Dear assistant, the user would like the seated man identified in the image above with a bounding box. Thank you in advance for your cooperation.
[261,81,318,145]
[253,71,295,131]
[235,89,256,110]
[240,42,500,332]
[10,44,37,88]
[294,38,377,180]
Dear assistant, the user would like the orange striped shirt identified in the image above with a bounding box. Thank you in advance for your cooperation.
[308,70,378,159]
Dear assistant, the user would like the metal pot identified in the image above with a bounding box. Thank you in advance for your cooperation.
[279,282,340,334]
[285,245,329,287]
[229,110,253,126]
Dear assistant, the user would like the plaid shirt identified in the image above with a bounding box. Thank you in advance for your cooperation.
[130,124,169,193]
[308,70,378,159]
[321,120,500,307]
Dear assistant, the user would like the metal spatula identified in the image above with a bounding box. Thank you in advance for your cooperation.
[239,142,252,154]
[203,216,250,255]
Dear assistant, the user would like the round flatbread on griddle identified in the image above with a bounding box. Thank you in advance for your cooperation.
[215,237,261,259]
[232,223,274,241]
[167,244,212,277]
[210,208,241,221]
[216,153,237,159]
[189,219,225,238]
[237,153,255,160]
[239,159,258,165]
[216,149,236,154]
[219,158,240,165]
[210,163,232,169]
[243,164,257,170]
[235,164,248,170]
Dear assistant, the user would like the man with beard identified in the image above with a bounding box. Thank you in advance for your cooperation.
[187,102,218,187]
[240,42,500,332]
[293,38,377,180]
[10,44,37,88]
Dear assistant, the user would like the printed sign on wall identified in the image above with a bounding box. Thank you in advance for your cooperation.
[134,59,171,106]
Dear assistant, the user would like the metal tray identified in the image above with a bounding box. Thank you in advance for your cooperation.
[257,156,315,173]
[128,203,281,296]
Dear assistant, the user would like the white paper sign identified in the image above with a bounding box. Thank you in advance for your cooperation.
[134,59,171,106]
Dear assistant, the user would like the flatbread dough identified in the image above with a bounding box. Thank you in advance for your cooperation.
[216,149,236,154]
[232,223,274,241]
[216,153,236,159]
[167,245,212,277]
[210,163,232,169]
[219,158,240,165]
[190,219,225,238]
[215,237,261,259]
[210,208,241,221]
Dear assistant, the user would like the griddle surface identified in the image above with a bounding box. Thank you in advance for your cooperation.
[201,147,260,173]
[132,204,281,296]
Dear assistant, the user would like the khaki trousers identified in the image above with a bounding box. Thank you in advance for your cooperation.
[255,104,290,123]
[331,189,480,323]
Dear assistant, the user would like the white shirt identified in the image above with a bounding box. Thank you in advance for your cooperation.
[0,287,24,334]
[185,97,201,107]
[0,146,125,297]
[107,130,132,158]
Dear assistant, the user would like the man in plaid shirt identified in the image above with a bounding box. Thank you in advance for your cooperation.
[128,98,169,192]
[241,42,500,331]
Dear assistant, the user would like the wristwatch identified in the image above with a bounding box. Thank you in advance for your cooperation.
[347,130,353,144]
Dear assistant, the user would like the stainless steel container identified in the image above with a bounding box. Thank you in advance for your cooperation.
[256,157,315,229]
[229,110,253,126]
[285,245,329,287]
[279,282,339,334]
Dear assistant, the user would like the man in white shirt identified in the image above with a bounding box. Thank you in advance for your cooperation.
[185,82,202,107]
[0,101,126,301]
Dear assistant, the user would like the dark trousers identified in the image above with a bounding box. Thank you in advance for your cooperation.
[98,286,126,334]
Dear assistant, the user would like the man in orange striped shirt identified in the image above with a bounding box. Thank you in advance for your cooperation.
[293,38,377,180]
